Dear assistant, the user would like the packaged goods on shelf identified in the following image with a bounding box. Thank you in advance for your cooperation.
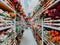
[9,12,16,18]
[0,0,15,12]
[31,23,42,45]
[44,28,60,45]
[0,7,15,45]
[43,4,60,30]
[43,3,60,45]
[34,1,60,45]
[0,0,16,45]
[0,28,13,42]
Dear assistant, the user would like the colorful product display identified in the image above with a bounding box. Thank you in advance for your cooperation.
[0,0,60,45]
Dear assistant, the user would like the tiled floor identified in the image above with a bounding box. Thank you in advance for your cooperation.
[20,28,37,45]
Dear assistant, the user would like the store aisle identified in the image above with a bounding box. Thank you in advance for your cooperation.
[20,28,37,45]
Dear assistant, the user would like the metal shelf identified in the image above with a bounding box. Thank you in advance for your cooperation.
[0,26,12,31]
[43,25,60,31]
[44,34,55,45]
[48,0,60,9]
[44,23,60,26]
[44,19,60,22]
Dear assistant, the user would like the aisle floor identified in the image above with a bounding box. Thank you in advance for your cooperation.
[20,28,37,45]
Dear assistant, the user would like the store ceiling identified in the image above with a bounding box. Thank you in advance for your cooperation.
[20,0,39,17]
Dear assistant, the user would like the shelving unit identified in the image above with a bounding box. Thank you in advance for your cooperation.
[44,19,60,22]
[44,34,55,45]
[33,0,60,19]
[0,26,12,31]
[0,35,12,45]
[0,0,59,45]
[43,0,60,45]
[0,0,15,12]
[40,0,60,15]
[0,0,16,45]
[32,0,60,45]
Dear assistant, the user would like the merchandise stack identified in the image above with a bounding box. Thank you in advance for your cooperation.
[31,0,60,45]
[0,0,16,45]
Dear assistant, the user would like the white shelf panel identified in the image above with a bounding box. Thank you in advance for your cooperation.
[43,25,60,31]
[44,20,60,22]
[48,0,60,9]
[0,26,12,31]
[44,23,60,26]
[0,16,5,18]
[0,23,5,26]
[0,16,12,20]
[44,34,55,45]
[0,0,15,12]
